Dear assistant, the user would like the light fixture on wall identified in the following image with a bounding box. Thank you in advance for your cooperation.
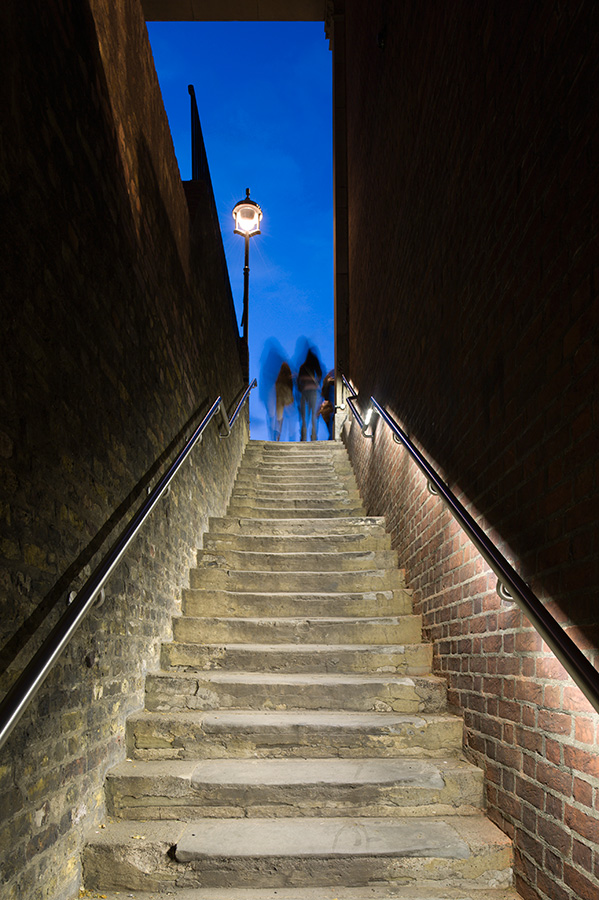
[362,405,375,438]
[232,188,262,383]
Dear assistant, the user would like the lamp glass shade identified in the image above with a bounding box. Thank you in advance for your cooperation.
[232,190,263,236]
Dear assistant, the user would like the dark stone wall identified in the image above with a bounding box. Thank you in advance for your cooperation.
[0,1,246,898]
[342,3,599,900]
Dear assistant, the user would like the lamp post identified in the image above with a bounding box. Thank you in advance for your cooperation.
[232,188,262,383]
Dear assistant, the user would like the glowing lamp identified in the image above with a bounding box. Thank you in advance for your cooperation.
[232,189,262,236]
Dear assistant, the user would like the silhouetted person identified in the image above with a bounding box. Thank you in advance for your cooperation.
[298,349,322,441]
[274,362,294,440]
[320,369,335,440]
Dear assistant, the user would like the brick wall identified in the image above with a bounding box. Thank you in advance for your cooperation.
[0,1,246,898]
[341,2,599,900]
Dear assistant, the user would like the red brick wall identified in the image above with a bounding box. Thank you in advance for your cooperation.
[342,2,599,899]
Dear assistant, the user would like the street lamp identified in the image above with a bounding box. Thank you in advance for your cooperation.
[232,189,262,381]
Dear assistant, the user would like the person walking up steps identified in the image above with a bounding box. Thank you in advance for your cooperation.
[298,349,322,441]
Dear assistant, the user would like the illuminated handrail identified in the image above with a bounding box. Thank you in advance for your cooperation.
[341,375,373,437]
[0,382,256,751]
[343,377,599,716]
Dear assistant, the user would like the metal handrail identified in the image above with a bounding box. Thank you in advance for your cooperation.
[343,377,599,716]
[341,375,373,437]
[0,383,256,751]
[219,379,257,437]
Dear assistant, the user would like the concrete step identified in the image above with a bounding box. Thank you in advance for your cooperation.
[196,548,398,573]
[180,588,411,618]
[143,671,447,714]
[172,614,423,645]
[126,709,464,760]
[106,756,484,820]
[203,531,392,552]
[161,641,433,675]
[91,887,523,900]
[190,567,405,593]
[83,815,512,891]
[208,516,388,536]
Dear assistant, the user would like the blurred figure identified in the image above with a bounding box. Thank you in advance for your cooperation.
[298,348,322,441]
[259,339,287,440]
[274,362,294,440]
[319,369,335,440]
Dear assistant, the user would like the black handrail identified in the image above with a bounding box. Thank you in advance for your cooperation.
[341,375,372,437]
[219,379,257,437]
[0,384,256,751]
[343,377,599,716]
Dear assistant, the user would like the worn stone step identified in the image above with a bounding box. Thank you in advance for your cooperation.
[238,460,354,474]
[106,756,484,820]
[190,568,405,593]
[234,474,347,486]
[228,496,364,512]
[244,440,348,450]
[83,815,512,891]
[173,614,422,646]
[144,671,447,714]
[209,515,386,537]
[93,886,524,900]
[196,548,398,573]
[227,505,366,519]
[181,588,410,618]
[233,475,358,488]
[242,450,351,461]
[208,516,387,536]
[231,490,363,504]
[203,531,392,553]
[161,641,432,675]
[126,710,464,760]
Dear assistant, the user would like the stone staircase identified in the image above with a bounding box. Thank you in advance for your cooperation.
[82,441,519,900]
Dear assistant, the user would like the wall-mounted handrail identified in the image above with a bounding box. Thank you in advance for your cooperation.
[343,377,599,716]
[341,375,373,437]
[219,378,257,437]
[0,383,256,751]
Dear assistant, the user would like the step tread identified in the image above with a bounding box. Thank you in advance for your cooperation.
[176,615,418,623]
[197,550,395,561]
[109,756,479,787]
[165,641,426,651]
[208,516,387,531]
[94,888,522,900]
[184,590,403,600]
[87,814,510,862]
[129,709,457,729]
[148,671,442,686]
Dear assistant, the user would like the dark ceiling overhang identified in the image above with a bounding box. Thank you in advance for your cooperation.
[142,0,327,21]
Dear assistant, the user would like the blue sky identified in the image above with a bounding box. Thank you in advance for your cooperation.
[146,21,333,440]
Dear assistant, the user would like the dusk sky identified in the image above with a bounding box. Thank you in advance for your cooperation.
[146,21,334,440]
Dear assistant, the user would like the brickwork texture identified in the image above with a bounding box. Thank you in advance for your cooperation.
[341,3,599,900]
[0,1,246,898]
